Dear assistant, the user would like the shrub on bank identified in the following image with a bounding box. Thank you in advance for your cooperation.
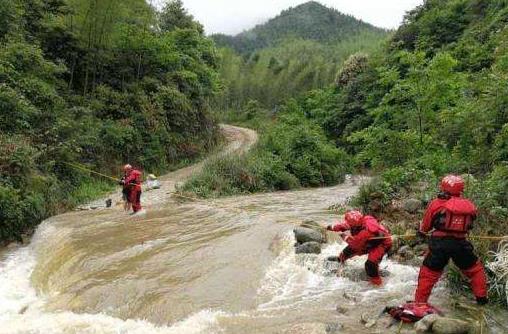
[181,113,351,198]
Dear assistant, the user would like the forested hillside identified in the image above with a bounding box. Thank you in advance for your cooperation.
[213,2,389,110]
[212,1,385,54]
[0,0,220,242]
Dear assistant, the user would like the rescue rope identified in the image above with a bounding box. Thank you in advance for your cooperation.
[370,234,508,241]
[487,239,508,281]
[64,162,120,182]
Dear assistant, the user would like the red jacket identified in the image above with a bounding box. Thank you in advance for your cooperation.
[421,196,477,238]
[331,216,391,253]
[124,169,142,191]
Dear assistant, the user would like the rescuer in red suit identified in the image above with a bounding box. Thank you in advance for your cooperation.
[327,210,392,286]
[120,164,143,213]
[414,175,488,305]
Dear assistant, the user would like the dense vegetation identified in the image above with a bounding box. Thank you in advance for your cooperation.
[0,0,220,243]
[181,112,350,197]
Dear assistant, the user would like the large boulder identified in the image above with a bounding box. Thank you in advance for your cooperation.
[294,227,324,244]
[295,242,321,254]
[403,198,423,213]
[431,318,471,334]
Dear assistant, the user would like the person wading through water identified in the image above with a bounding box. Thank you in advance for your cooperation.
[414,175,488,305]
[327,210,392,286]
[119,164,143,214]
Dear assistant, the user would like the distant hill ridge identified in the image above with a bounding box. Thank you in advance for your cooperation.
[212,1,387,54]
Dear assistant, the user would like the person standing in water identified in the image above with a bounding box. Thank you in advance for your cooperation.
[119,164,143,214]
[414,175,488,305]
[327,210,392,286]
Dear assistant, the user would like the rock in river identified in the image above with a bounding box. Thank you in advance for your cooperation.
[294,227,324,244]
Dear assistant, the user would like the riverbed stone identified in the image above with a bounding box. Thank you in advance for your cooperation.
[398,245,416,260]
[294,227,324,244]
[295,242,321,254]
[432,317,471,334]
[415,314,440,333]
[360,312,377,328]
[325,323,343,333]
[335,305,348,314]
[403,198,423,213]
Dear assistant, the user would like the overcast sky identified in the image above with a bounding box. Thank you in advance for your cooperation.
[152,0,424,35]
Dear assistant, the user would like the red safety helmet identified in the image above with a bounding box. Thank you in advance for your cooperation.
[344,210,363,227]
[123,164,133,172]
[440,175,464,195]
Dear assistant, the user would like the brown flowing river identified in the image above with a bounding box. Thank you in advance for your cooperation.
[0,125,506,333]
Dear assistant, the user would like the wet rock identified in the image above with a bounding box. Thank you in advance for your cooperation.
[398,245,415,260]
[335,305,348,314]
[415,314,440,333]
[325,322,343,333]
[295,242,321,254]
[18,305,28,314]
[300,220,324,232]
[294,227,324,244]
[341,267,389,282]
[343,291,357,301]
[360,312,377,328]
[403,198,423,213]
[326,256,340,262]
[431,317,471,334]
[105,199,112,208]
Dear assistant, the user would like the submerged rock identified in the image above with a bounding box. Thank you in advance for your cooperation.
[295,241,321,254]
[294,227,324,244]
[325,322,343,333]
[335,305,348,314]
[341,266,390,282]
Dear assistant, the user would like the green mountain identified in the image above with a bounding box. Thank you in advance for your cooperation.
[212,1,387,54]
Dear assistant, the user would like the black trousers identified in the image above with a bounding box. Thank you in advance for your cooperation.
[423,238,478,271]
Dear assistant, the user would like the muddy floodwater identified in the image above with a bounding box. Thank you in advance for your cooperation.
[0,126,506,333]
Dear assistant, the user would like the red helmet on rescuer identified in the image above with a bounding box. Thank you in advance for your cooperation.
[345,210,363,227]
[440,175,464,195]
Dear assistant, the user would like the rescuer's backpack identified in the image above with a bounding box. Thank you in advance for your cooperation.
[433,197,477,233]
